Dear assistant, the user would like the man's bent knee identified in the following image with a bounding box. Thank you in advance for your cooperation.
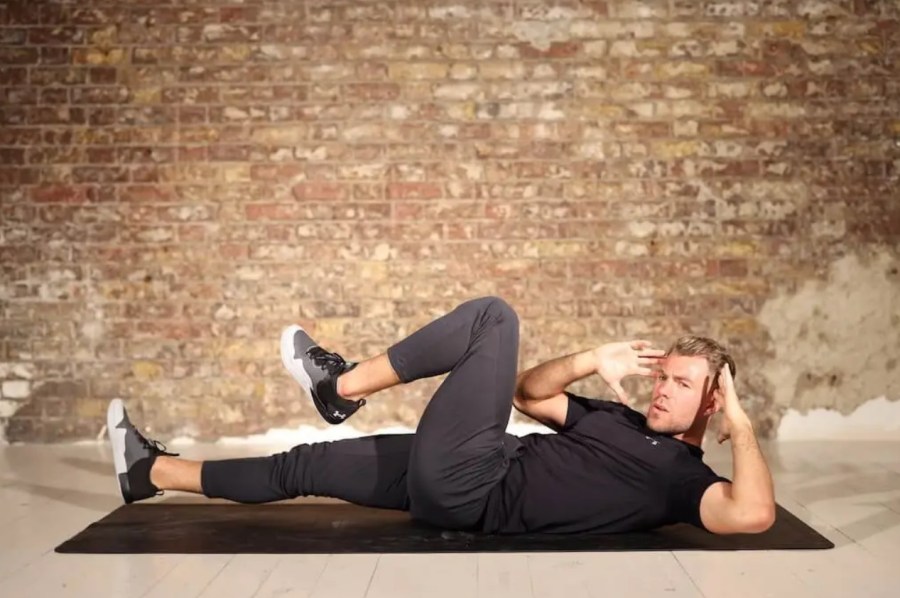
[473,295,519,327]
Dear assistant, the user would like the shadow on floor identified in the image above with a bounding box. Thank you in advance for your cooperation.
[0,477,120,513]
[60,455,114,477]
[789,470,900,544]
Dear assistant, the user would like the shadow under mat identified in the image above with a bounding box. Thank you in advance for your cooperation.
[56,502,834,553]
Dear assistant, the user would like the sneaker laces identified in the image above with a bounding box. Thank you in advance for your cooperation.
[306,346,350,377]
[138,433,180,457]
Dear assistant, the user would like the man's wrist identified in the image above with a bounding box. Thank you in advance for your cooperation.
[727,413,754,438]
[516,349,598,401]
[726,409,752,425]
[574,348,599,378]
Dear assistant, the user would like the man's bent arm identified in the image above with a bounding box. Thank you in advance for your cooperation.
[726,419,776,527]
[700,420,776,533]
[515,349,597,402]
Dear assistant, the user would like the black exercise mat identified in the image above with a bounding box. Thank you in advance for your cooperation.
[56,502,834,553]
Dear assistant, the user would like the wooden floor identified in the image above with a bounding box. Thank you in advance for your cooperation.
[1,439,899,597]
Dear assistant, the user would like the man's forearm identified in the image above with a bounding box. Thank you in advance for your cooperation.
[515,349,597,402]
[728,419,776,518]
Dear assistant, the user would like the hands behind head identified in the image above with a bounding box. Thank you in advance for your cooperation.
[593,340,665,405]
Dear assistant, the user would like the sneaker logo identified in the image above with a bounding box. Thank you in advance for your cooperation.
[644,435,659,446]
[331,410,347,420]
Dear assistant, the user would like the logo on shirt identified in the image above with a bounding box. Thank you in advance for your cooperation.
[644,435,659,446]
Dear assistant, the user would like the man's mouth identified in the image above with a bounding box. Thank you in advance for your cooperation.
[651,403,668,413]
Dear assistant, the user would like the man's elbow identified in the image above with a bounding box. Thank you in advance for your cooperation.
[512,395,526,413]
[743,504,776,534]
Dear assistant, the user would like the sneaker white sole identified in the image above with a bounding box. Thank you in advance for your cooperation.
[280,325,314,400]
[107,398,130,501]
[107,398,128,478]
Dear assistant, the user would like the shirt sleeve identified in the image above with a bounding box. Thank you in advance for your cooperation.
[561,391,618,430]
[669,458,731,530]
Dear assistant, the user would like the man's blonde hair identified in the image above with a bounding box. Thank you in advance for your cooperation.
[665,336,736,392]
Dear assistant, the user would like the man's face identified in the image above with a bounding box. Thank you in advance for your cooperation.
[645,354,713,435]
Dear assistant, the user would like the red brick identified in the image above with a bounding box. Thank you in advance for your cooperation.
[715,59,776,77]
[343,83,401,100]
[71,86,128,104]
[0,67,28,85]
[387,182,444,200]
[249,164,305,181]
[0,47,38,64]
[0,148,25,165]
[65,6,113,25]
[218,243,249,260]
[178,224,209,242]
[162,86,220,104]
[220,5,259,22]
[119,185,177,203]
[177,146,208,161]
[291,182,349,201]
[30,66,86,85]
[38,88,68,103]
[0,106,26,126]
[88,66,118,84]
[136,321,208,340]
[40,47,71,65]
[30,106,88,125]
[31,185,91,203]
[516,41,581,59]
[244,203,300,220]
[27,26,84,44]
[208,144,251,162]
[73,166,129,184]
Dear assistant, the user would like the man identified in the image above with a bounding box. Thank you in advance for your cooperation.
[108,296,775,535]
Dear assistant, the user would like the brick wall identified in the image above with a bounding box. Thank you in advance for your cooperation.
[1,0,898,442]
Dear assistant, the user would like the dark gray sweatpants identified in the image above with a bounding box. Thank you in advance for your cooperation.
[201,296,524,530]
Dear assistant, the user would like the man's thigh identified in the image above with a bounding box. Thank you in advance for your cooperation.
[406,303,520,524]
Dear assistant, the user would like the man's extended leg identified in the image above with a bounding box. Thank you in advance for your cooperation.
[108,398,412,510]
[150,456,202,493]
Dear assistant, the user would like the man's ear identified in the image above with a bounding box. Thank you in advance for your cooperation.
[701,375,721,417]
[703,395,722,418]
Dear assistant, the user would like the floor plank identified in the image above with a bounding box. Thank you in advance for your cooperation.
[308,554,381,598]
[527,552,703,598]
[366,554,477,598]
[140,554,232,598]
[475,553,532,598]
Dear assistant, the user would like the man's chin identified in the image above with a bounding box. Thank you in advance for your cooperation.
[647,419,685,436]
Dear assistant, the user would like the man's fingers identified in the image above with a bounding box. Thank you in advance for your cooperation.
[638,349,666,358]
[610,382,629,404]
[635,366,655,377]
[719,365,735,393]
[716,417,731,443]
[629,340,653,350]
[637,356,663,366]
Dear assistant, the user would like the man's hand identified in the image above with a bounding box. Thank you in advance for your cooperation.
[593,340,665,404]
[713,364,752,444]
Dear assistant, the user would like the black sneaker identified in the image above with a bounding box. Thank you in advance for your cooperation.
[280,324,365,424]
[106,398,179,504]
